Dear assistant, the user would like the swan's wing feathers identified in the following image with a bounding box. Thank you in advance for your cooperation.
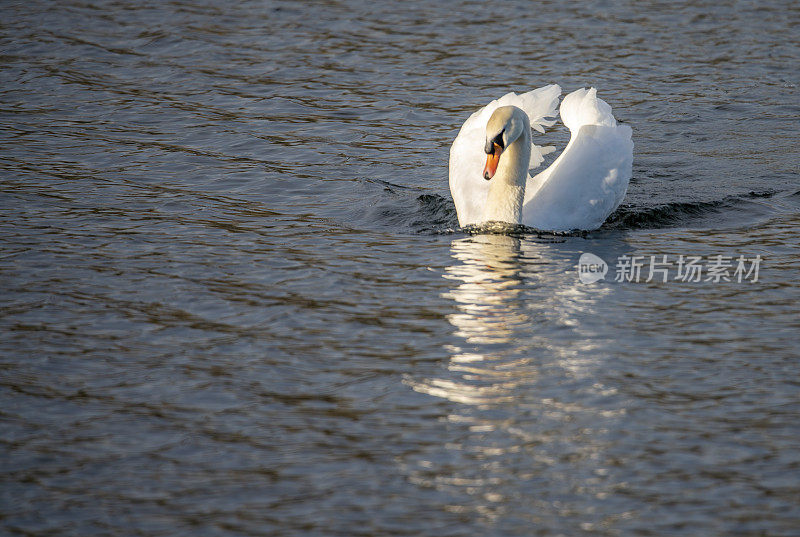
[522,89,633,231]
[524,124,633,231]
[559,87,616,132]
[514,84,561,132]
[529,144,556,170]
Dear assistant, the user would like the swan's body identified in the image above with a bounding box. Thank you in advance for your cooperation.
[448,85,633,231]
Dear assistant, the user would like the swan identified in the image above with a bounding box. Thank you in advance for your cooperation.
[448,84,633,231]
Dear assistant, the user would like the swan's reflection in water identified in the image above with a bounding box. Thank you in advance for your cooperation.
[445,235,528,346]
[416,234,533,407]
[404,235,628,528]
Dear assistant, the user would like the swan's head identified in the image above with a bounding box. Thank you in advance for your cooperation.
[483,106,527,180]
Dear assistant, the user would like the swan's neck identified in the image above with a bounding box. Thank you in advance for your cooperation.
[483,133,531,224]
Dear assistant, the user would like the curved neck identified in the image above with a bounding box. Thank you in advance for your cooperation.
[483,130,531,224]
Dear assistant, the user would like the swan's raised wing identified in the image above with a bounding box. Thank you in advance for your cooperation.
[523,88,633,231]
[449,84,561,226]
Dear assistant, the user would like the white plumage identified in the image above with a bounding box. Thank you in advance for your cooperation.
[448,85,633,231]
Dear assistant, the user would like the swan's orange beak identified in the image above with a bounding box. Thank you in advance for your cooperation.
[483,143,503,180]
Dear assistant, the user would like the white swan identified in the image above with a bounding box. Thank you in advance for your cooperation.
[448,85,633,231]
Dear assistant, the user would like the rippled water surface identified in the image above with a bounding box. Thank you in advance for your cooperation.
[2,1,799,535]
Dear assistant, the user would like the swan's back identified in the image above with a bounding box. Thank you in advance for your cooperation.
[448,84,561,227]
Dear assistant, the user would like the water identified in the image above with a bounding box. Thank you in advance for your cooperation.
[1,1,799,535]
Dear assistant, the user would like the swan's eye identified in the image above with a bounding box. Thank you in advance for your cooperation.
[492,132,505,150]
[484,131,505,154]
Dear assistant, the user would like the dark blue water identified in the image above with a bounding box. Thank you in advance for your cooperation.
[2,1,799,535]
